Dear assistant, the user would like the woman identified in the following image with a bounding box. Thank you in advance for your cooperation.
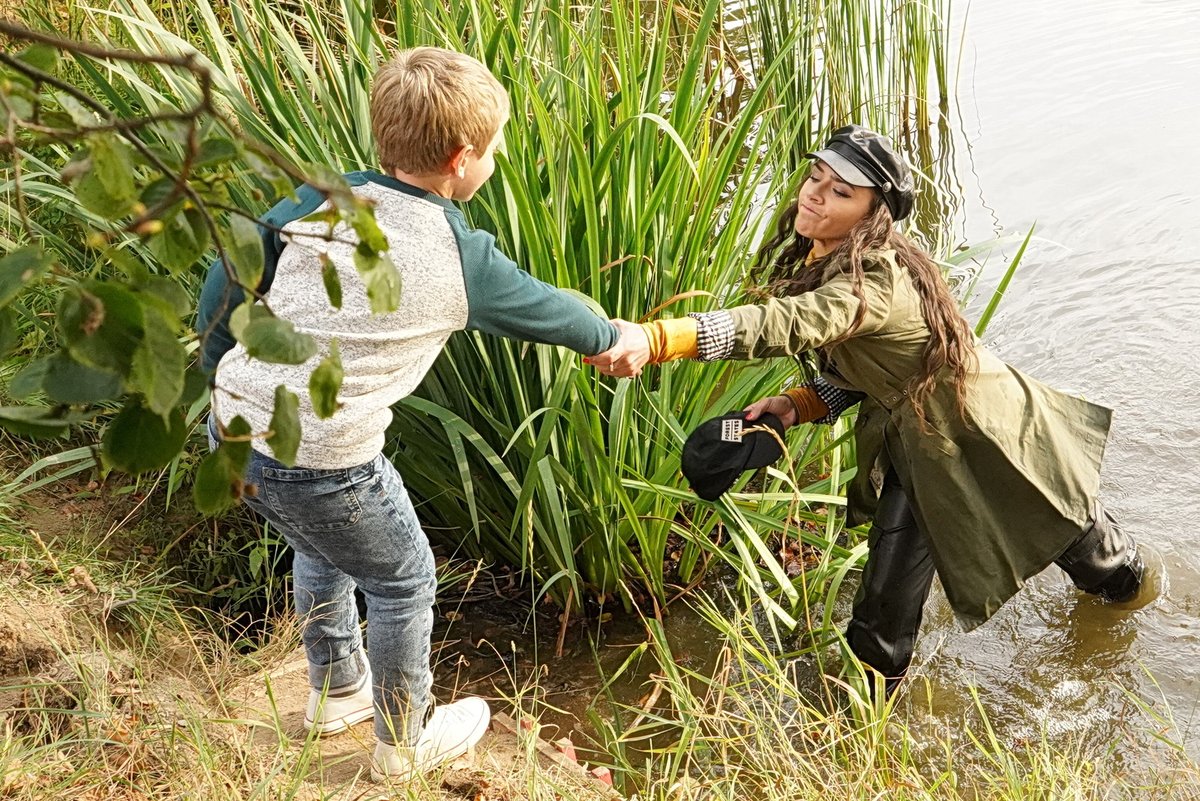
[588,125,1147,695]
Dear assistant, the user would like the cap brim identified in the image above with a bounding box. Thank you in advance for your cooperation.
[805,148,875,187]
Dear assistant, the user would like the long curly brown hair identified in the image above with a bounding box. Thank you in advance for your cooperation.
[752,187,977,427]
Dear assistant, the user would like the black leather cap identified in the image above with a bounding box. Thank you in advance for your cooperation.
[681,411,786,501]
[805,125,915,222]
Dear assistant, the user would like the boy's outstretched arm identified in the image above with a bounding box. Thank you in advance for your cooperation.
[452,220,619,355]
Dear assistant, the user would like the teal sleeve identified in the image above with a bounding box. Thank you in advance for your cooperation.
[448,214,619,356]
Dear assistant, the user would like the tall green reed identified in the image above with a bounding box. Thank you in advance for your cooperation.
[10,0,952,624]
[380,0,957,620]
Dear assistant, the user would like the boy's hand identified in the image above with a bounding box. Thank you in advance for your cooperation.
[586,319,651,377]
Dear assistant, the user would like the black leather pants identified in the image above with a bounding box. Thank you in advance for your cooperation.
[843,470,936,697]
[843,470,1143,696]
[1053,500,1145,601]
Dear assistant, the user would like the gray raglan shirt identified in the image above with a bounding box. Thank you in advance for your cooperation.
[197,172,617,469]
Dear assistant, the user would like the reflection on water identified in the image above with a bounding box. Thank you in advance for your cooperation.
[907,113,963,256]
[916,0,1200,767]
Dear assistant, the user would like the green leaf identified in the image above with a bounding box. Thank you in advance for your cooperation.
[129,311,187,416]
[319,252,342,309]
[244,149,292,198]
[58,282,144,375]
[0,92,32,124]
[71,134,138,220]
[224,214,264,291]
[301,163,355,207]
[142,143,183,172]
[351,205,388,252]
[0,307,19,358]
[105,247,151,283]
[353,245,401,314]
[348,203,400,314]
[3,46,56,91]
[138,176,178,211]
[31,109,76,133]
[101,399,188,474]
[300,207,340,227]
[0,406,93,439]
[44,356,123,403]
[193,415,252,515]
[249,545,264,577]
[268,384,300,466]
[193,136,239,168]
[136,275,192,318]
[0,246,54,308]
[16,45,60,75]
[308,341,343,419]
[179,368,210,408]
[53,91,97,127]
[241,312,317,364]
[7,358,48,400]
[193,450,236,515]
[33,352,124,404]
[148,207,210,273]
[228,300,254,342]
[220,414,253,469]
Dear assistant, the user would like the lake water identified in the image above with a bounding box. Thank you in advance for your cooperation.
[908,0,1200,765]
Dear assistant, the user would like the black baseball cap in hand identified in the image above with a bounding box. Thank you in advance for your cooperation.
[681,411,787,501]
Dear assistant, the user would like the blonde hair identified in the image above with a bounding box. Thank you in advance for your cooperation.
[370,47,510,175]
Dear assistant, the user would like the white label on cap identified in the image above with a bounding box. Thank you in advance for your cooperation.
[721,419,743,443]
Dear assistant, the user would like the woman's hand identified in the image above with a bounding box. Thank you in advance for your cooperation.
[744,394,799,429]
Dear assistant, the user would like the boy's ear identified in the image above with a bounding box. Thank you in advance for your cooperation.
[446,143,476,179]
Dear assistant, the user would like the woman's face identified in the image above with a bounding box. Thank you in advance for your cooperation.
[794,160,876,254]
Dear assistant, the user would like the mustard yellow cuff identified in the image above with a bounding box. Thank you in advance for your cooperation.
[783,387,829,424]
[640,318,699,363]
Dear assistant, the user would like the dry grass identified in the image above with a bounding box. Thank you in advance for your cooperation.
[0,487,618,801]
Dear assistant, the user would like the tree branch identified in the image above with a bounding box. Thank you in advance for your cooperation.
[0,17,204,71]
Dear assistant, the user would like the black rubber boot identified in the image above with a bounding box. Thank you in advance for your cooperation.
[1054,501,1144,603]
[844,470,936,698]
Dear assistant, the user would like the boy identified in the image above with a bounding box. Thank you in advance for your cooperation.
[196,47,636,781]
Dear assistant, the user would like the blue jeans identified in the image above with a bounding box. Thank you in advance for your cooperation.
[208,418,435,744]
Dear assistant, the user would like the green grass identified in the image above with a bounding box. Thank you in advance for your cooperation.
[584,594,1200,800]
[0,478,1195,801]
[0,480,619,799]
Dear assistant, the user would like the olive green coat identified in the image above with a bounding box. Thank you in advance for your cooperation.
[725,249,1110,630]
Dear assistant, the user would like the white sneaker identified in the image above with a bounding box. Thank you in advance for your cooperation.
[304,672,375,735]
[370,697,491,782]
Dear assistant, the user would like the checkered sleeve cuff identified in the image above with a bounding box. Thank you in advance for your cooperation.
[688,311,735,362]
[811,376,865,424]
